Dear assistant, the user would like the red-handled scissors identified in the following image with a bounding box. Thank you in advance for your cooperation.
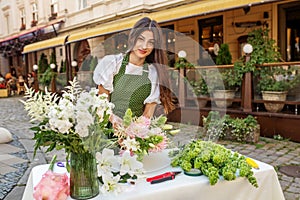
[146,171,181,184]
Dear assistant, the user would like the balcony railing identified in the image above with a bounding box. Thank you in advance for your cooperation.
[175,62,300,115]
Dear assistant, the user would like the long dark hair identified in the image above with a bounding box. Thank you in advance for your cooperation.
[127,17,175,114]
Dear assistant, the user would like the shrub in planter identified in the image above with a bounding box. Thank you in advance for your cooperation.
[202,111,260,143]
[187,76,209,108]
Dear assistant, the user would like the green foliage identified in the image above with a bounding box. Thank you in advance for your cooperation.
[216,43,232,65]
[203,111,259,142]
[38,53,49,74]
[206,68,243,91]
[81,55,98,71]
[233,28,300,92]
[171,140,258,187]
[247,28,281,64]
[234,28,282,74]
[174,57,194,69]
[187,75,209,96]
[256,66,300,92]
[39,67,53,86]
[49,52,57,68]
[90,56,98,71]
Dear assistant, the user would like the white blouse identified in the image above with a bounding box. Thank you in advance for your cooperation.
[93,53,161,104]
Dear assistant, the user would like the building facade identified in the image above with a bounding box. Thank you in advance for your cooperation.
[0,0,300,81]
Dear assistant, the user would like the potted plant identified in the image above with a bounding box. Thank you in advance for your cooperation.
[206,43,242,108]
[187,75,209,108]
[256,65,300,112]
[215,43,232,65]
[243,28,300,112]
[206,68,242,108]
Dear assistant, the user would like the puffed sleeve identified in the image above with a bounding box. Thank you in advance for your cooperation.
[93,54,122,93]
[144,64,161,104]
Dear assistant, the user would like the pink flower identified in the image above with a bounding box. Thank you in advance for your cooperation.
[126,122,149,138]
[136,116,151,127]
[33,170,70,200]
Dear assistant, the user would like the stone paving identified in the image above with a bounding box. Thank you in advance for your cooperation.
[0,96,299,200]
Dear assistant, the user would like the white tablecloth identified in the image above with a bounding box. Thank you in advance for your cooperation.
[22,159,285,200]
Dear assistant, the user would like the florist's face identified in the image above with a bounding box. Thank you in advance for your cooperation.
[132,30,155,61]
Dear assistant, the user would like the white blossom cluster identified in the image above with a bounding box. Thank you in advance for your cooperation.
[22,79,114,138]
[96,148,143,194]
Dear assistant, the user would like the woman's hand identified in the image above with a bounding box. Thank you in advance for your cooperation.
[109,113,123,129]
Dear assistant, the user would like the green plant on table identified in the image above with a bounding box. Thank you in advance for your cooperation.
[171,140,258,187]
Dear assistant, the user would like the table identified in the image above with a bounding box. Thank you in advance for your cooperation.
[22,159,285,200]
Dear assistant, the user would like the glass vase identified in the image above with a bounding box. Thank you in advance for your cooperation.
[70,151,99,199]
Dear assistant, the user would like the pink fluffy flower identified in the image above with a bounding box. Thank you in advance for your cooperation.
[126,121,149,138]
[33,170,70,200]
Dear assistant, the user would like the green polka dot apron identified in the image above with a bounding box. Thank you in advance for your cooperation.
[111,54,152,117]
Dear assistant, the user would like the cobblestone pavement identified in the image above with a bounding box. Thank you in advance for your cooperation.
[0,96,299,200]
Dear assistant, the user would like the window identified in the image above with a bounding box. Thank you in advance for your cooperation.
[20,8,26,30]
[32,2,38,22]
[162,24,175,67]
[198,16,223,63]
[51,0,58,17]
[78,0,87,10]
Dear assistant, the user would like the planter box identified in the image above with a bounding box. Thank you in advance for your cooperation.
[204,125,260,143]
[0,89,8,97]
[223,125,260,143]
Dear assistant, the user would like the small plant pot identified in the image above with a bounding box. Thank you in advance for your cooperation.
[197,95,208,108]
[262,91,287,113]
[213,90,235,108]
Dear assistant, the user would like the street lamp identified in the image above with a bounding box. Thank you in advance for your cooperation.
[71,60,78,79]
[33,64,39,92]
[50,63,56,93]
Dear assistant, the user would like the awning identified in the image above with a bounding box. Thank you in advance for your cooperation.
[0,27,39,44]
[67,0,278,43]
[22,35,68,54]
[0,19,64,44]
[67,17,139,43]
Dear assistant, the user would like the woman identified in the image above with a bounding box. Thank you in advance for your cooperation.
[93,17,174,120]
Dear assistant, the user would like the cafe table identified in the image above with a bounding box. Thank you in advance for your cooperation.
[22,156,285,200]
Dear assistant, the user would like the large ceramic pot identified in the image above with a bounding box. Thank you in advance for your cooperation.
[213,90,235,108]
[262,91,287,113]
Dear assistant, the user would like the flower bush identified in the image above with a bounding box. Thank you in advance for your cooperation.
[203,111,259,142]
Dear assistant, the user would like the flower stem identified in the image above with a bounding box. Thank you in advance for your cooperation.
[49,155,57,171]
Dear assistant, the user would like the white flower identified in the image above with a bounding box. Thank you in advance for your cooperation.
[96,149,120,177]
[101,174,121,194]
[119,150,143,176]
[122,137,139,152]
[75,110,94,137]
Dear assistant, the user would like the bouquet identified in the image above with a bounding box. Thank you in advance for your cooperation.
[21,78,116,168]
[113,108,175,160]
